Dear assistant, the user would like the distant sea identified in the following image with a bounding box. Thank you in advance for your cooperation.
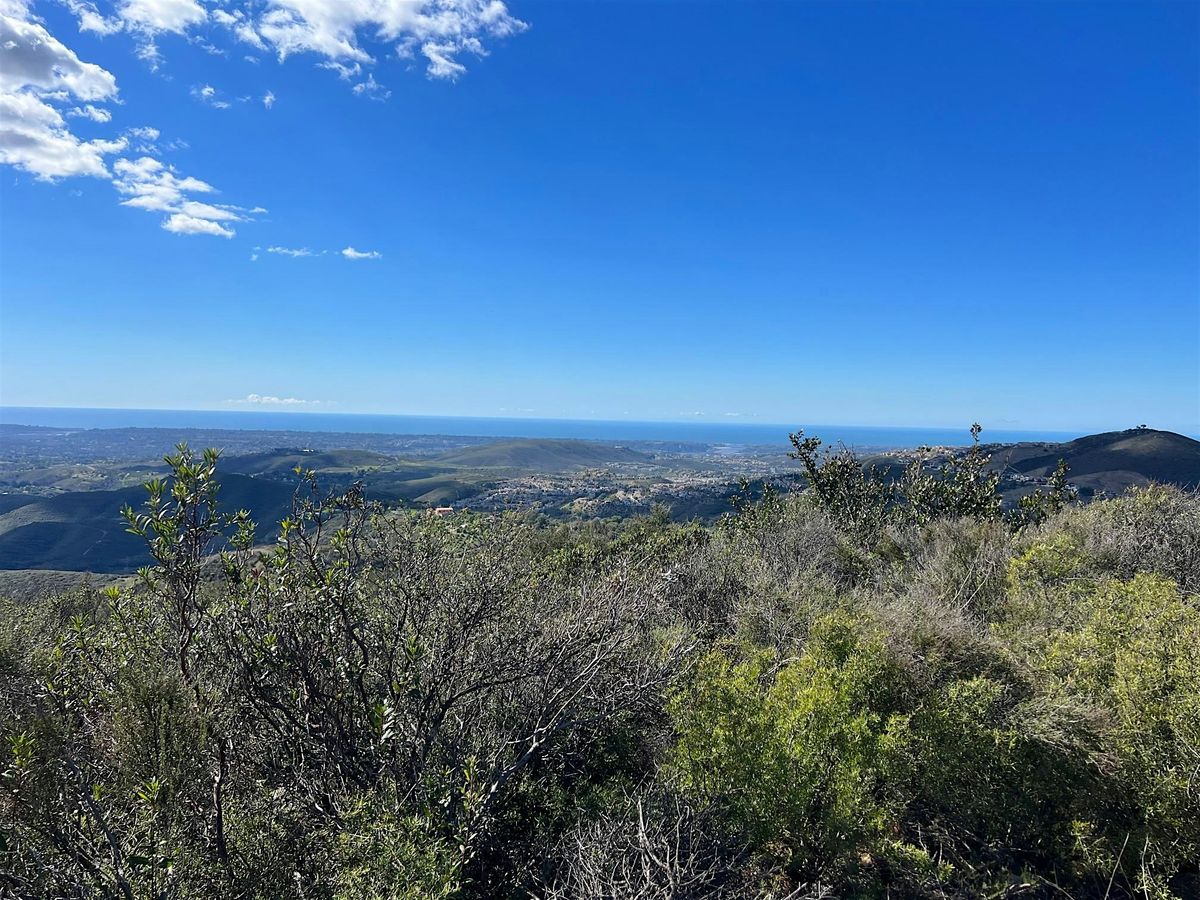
[0,407,1084,450]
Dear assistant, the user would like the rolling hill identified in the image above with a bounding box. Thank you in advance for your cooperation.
[0,473,297,573]
[435,439,653,472]
[3,429,1194,577]
[989,428,1200,496]
[219,448,398,476]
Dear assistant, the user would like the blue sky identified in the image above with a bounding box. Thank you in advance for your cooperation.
[1,0,1197,432]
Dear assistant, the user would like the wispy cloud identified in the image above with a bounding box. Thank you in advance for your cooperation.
[229,393,328,407]
[351,73,390,101]
[112,156,264,237]
[265,245,320,257]
[258,245,385,260]
[191,83,230,108]
[68,104,112,122]
[262,90,275,109]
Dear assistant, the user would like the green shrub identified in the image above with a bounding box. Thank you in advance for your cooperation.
[1039,575,1200,896]
[668,615,936,888]
[330,799,462,900]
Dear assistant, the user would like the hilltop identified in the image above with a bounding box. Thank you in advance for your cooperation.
[989,427,1200,496]
[858,428,1200,502]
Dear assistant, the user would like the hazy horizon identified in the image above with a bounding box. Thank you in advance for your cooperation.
[2,404,1180,447]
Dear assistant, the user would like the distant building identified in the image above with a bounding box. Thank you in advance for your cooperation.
[432,506,454,517]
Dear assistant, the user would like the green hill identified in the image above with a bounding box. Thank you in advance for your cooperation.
[0,473,296,573]
[435,439,653,472]
[219,448,397,475]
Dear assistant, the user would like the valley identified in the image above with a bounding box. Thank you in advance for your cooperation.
[1,423,1197,576]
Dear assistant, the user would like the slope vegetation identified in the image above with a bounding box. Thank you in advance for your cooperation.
[993,428,1200,494]
[219,448,397,476]
[0,474,296,572]
[435,439,653,472]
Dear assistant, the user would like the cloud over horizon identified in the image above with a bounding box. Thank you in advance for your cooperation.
[229,393,329,407]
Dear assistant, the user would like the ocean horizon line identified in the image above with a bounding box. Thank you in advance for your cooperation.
[0,406,1098,449]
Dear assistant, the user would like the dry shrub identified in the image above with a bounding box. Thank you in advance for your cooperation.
[537,789,747,900]
[1044,485,1200,593]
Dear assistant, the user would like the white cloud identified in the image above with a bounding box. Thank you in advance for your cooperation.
[341,246,381,260]
[119,0,207,34]
[318,59,361,80]
[179,198,241,220]
[112,155,261,237]
[0,12,118,99]
[212,6,267,50]
[113,155,211,209]
[231,393,326,406]
[50,0,526,90]
[53,0,526,83]
[226,0,525,80]
[68,104,112,122]
[60,1,123,35]
[266,245,319,257]
[164,212,234,236]
[351,73,389,100]
[422,37,488,80]
[0,15,125,180]
[58,0,207,71]
[191,83,231,108]
[0,90,126,179]
[2,0,523,236]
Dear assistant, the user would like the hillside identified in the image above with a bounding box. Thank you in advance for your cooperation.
[214,449,489,505]
[0,569,123,602]
[0,473,296,573]
[3,429,1194,574]
[219,448,398,476]
[991,428,1200,496]
[435,439,653,472]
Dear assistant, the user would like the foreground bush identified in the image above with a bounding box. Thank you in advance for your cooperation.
[1,446,1198,898]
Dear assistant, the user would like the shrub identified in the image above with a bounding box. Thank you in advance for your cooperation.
[667,616,930,888]
[1038,575,1200,896]
[4,446,1197,898]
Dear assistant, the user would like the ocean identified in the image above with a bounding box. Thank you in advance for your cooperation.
[0,407,1083,450]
